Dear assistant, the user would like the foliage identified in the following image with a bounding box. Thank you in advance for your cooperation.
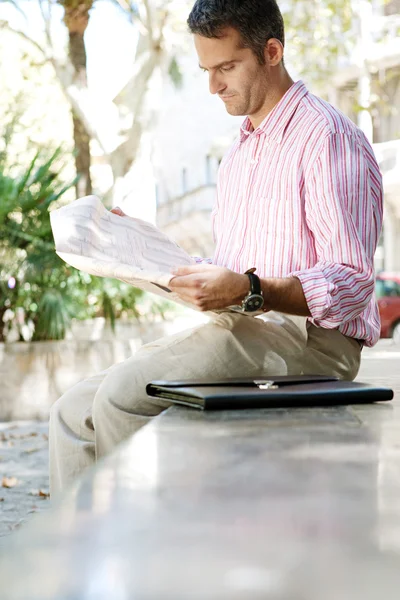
[0,131,75,339]
[168,55,184,89]
[0,0,368,198]
[282,0,355,86]
[0,0,191,202]
[0,107,144,342]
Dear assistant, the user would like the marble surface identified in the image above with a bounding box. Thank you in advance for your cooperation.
[0,343,400,599]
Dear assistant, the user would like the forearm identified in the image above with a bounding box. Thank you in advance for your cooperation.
[169,265,312,315]
[259,276,311,317]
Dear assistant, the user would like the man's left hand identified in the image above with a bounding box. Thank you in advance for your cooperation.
[169,265,250,311]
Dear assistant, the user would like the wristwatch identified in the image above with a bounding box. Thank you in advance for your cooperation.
[241,269,264,312]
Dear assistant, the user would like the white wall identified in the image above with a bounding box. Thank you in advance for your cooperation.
[152,47,243,205]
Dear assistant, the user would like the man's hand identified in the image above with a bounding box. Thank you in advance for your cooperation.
[110,206,126,217]
[169,265,250,311]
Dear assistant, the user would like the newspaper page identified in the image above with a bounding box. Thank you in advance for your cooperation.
[50,195,264,317]
[50,195,205,311]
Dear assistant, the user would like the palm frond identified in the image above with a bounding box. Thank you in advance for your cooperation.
[33,289,73,341]
[102,289,116,333]
[15,150,41,196]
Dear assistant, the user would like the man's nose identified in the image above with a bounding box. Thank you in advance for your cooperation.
[209,72,226,96]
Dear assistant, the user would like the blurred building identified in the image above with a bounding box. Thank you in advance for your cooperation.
[331,0,400,272]
[154,1,400,269]
[152,52,241,258]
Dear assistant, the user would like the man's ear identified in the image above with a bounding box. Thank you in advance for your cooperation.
[264,38,284,66]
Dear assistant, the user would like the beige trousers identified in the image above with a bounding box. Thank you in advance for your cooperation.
[49,312,361,498]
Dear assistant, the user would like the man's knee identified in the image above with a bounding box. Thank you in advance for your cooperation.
[49,380,94,437]
[93,365,141,416]
[92,360,168,424]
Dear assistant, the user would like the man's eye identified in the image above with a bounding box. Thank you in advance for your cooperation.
[221,65,234,72]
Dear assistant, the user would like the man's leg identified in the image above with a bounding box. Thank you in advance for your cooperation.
[49,312,361,497]
[50,312,305,496]
[258,312,362,380]
[92,311,302,458]
[49,369,109,499]
[301,323,361,380]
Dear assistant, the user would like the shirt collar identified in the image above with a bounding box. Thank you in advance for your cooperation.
[239,80,308,144]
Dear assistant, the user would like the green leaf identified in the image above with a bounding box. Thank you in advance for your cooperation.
[168,56,183,89]
[33,289,73,341]
[102,289,116,333]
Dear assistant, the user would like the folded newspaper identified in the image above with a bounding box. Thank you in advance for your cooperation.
[50,195,231,314]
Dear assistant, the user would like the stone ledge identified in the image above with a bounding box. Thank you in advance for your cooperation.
[1,361,400,600]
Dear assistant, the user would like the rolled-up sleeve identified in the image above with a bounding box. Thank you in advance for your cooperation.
[290,132,383,329]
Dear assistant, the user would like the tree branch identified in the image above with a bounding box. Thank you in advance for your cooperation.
[0,18,107,155]
[0,20,50,60]
[49,57,108,154]
[111,51,162,179]
[38,0,53,50]
[0,0,26,19]
[142,0,154,40]
[109,0,148,34]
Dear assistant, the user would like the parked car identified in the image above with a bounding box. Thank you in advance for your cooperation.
[375,272,400,342]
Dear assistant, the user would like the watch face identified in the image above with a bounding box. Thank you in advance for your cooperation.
[244,294,264,312]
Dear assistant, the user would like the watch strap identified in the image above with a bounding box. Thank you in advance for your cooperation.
[246,272,262,295]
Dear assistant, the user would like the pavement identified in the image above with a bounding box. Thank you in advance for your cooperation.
[0,338,398,545]
[0,421,49,539]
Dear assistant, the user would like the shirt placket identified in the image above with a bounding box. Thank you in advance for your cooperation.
[235,133,262,269]
[246,133,262,199]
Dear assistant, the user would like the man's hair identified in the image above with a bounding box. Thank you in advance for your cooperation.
[187,0,285,65]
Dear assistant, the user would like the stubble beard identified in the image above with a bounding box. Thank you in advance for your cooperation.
[224,95,250,117]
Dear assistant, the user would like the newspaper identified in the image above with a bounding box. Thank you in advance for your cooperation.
[50,195,215,312]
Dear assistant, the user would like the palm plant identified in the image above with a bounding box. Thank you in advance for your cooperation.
[0,95,145,341]
[0,140,145,341]
[0,143,79,341]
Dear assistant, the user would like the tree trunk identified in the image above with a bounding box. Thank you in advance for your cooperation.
[72,110,92,196]
[61,1,94,197]
[47,2,169,202]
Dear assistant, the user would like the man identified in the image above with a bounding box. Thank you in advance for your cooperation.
[49,0,383,496]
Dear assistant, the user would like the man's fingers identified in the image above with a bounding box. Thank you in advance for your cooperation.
[170,286,208,309]
[110,206,126,217]
[169,273,204,289]
[171,264,215,276]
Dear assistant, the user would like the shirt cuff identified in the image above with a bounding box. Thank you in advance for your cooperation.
[290,268,336,323]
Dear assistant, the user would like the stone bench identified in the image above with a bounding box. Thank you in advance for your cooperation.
[0,346,400,599]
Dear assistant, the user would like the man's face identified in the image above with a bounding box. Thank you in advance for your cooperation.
[194,27,270,118]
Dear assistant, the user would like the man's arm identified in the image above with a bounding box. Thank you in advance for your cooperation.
[288,131,383,328]
[171,132,382,319]
[260,276,310,316]
[169,264,310,315]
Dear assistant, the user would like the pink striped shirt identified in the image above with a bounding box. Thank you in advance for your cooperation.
[211,80,383,347]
